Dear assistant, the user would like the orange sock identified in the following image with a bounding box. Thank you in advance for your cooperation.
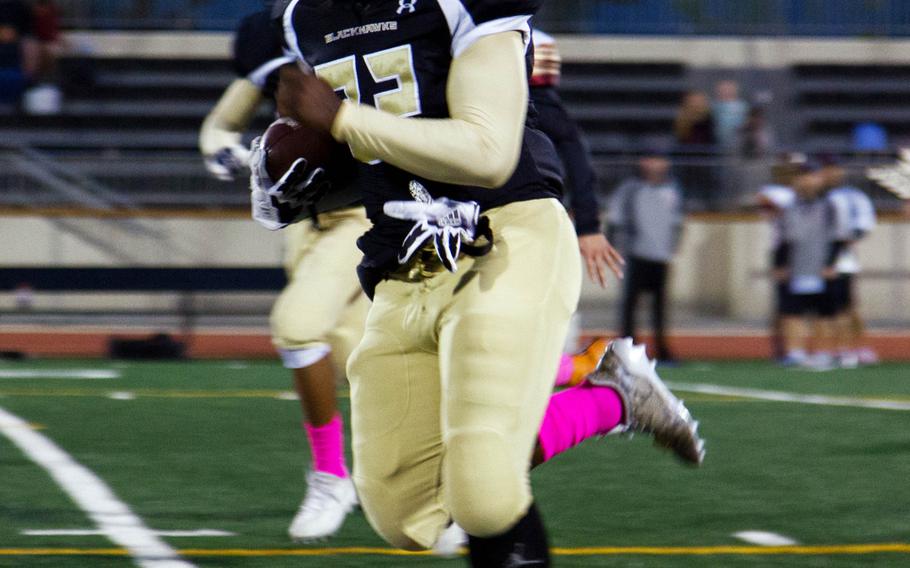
[568,337,610,385]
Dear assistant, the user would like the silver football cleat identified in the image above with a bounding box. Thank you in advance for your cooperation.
[588,338,705,465]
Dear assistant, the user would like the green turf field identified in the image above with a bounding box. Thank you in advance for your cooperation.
[1,359,909,567]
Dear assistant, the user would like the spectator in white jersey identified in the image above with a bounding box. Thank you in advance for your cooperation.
[756,157,800,360]
[822,160,878,366]
[607,151,684,362]
[774,160,846,370]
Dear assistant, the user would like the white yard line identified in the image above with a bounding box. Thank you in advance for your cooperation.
[274,391,299,401]
[0,370,121,380]
[0,406,196,568]
[108,391,137,400]
[667,382,910,411]
[23,529,235,537]
[733,531,799,546]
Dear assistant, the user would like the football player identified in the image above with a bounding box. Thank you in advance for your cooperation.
[199,9,611,546]
[529,29,623,289]
[199,8,366,541]
[271,1,703,565]
[530,29,617,386]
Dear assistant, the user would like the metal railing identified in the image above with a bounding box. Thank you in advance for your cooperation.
[1,150,903,213]
[54,0,910,36]
[0,151,248,210]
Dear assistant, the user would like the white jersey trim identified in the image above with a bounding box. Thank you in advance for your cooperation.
[459,15,531,57]
[279,344,332,369]
[532,28,555,45]
[436,0,532,57]
[247,55,296,88]
[282,0,312,69]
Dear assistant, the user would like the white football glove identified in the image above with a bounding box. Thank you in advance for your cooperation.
[204,144,251,182]
[249,135,328,206]
[867,148,910,199]
[250,186,290,231]
[248,136,331,230]
[383,181,485,272]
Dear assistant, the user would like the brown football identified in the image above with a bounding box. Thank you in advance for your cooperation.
[262,117,343,181]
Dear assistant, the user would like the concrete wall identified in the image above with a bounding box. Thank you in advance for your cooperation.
[3,214,909,322]
[578,216,910,322]
[65,32,910,67]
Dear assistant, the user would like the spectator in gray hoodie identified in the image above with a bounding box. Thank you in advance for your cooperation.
[607,151,684,362]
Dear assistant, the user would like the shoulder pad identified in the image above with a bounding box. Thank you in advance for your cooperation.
[233,10,285,80]
[458,0,542,24]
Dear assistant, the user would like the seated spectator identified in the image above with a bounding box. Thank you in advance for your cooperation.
[0,0,34,105]
[22,0,63,114]
[712,79,748,151]
[740,105,775,158]
[674,91,716,208]
[32,0,62,80]
[674,90,715,147]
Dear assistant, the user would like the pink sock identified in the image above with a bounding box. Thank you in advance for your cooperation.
[554,354,574,386]
[537,384,625,462]
[303,413,348,478]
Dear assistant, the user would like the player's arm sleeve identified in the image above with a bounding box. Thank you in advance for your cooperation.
[856,192,877,235]
[544,102,601,235]
[329,31,528,189]
[199,78,264,156]
[773,242,791,268]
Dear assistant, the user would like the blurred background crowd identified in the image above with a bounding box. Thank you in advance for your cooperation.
[2,0,909,363]
[3,0,909,209]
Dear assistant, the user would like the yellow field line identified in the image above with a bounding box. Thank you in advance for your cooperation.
[554,544,910,555]
[1,544,909,557]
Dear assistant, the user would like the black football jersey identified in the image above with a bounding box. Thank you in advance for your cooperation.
[233,10,293,98]
[279,0,564,285]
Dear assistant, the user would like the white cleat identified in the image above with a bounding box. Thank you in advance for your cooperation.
[801,352,835,372]
[288,470,358,542]
[432,522,467,558]
[588,338,706,466]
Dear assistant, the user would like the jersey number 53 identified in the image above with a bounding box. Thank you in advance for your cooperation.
[315,44,421,164]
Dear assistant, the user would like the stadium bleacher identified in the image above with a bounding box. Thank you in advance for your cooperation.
[793,64,910,151]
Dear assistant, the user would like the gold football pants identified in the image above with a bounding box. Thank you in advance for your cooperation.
[270,207,371,373]
[347,198,582,548]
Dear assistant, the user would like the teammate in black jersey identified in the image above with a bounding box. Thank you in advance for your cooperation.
[530,28,624,288]
[268,1,704,565]
[200,9,366,542]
